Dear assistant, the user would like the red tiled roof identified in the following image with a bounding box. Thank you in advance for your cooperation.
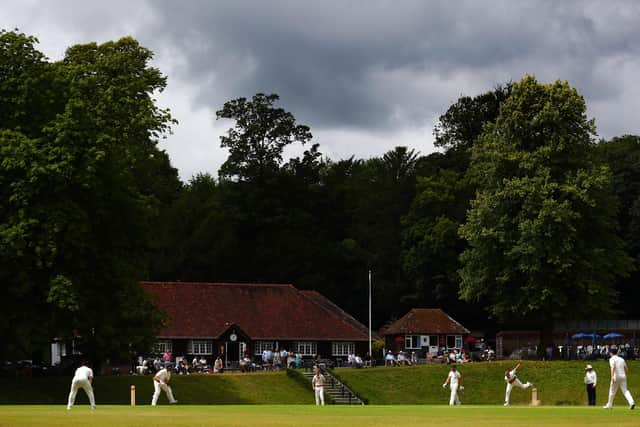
[301,290,379,339]
[383,308,470,335]
[141,282,370,341]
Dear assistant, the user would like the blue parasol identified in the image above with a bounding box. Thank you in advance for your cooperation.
[571,333,586,339]
[603,332,624,339]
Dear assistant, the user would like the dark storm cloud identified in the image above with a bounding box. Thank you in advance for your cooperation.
[3,0,640,179]
[140,0,640,133]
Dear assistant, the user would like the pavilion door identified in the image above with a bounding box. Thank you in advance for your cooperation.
[226,341,240,367]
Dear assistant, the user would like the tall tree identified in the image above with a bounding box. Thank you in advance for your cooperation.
[458,76,632,339]
[433,83,511,171]
[216,93,312,183]
[598,135,640,318]
[401,86,510,324]
[0,31,176,363]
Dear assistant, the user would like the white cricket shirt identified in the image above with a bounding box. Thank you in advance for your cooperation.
[448,370,461,386]
[505,369,517,382]
[584,370,597,385]
[73,366,93,381]
[155,368,171,383]
[609,355,627,378]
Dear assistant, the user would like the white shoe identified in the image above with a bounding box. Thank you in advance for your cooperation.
[603,405,612,409]
[170,400,178,404]
[504,402,509,407]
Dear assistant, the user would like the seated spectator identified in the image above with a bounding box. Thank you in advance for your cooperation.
[266,349,274,367]
[136,359,148,375]
[354,355,363,368]
[280,349,288,366]
[213,355,223,373]
[153,357,161,372]
[385,351,396,366]
[347,353,355,366]
[262,349,269,366]
[364,352,372,367]
[192,357,199,372]
[410,351,418,364]
[295,352,302,368]
[199,356,209,373]
[398,351,411,366]
[178,358,189,375]
[448,351,456,364]
[273,350,282,369]
[239,353,252,372]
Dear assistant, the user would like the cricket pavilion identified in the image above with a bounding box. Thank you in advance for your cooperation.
[142,281,371,367]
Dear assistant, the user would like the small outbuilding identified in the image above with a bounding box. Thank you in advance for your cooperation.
[383,308,470,356]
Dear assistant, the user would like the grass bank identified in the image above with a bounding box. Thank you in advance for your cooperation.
[332,360,640,406]
[0,371,312,405]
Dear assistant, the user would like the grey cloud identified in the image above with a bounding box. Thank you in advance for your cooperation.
[2,0,640,179]
[138,0,640,135]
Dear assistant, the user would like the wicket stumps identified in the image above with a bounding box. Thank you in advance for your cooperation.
[130,385,136,407]
[531,387,541,406]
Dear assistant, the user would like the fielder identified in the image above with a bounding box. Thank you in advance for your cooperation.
[67,361,96,410]
[603,348,635,410]
[151,365,178,406]
[442,364,463,405]
[503,363,533,406]
[312,369,326,406]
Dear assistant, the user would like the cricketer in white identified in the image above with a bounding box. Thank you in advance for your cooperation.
[152,366,178,406]
[312,369,326,406]
[67,362,96,410]
[503,363,533,406]
[442,364,463,405]
[603,348,635,410]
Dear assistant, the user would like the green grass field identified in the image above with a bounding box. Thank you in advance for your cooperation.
[0,405,638,427]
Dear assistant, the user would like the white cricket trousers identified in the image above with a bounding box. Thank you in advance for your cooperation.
[152,381,176,405]
[315,386,325,406]
[505,379,531,404]
[67,378,95,409]
[605,376,635,407]
[449,384,461,405]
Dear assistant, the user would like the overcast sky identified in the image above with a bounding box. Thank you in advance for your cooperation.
[2,1,639,180]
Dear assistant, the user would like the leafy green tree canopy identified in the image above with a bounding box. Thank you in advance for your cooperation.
[459,75,632,323]
[1,30,175,362]
[216,93,312,182]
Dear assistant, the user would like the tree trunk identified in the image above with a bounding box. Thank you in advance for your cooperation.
[540,321,555,360]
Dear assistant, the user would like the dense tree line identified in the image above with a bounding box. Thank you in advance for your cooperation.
[3,32,640,363]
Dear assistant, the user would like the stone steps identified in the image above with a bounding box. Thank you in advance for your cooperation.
[302,370,365,405]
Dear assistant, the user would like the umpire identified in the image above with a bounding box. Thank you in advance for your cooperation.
[584,364,597,406]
